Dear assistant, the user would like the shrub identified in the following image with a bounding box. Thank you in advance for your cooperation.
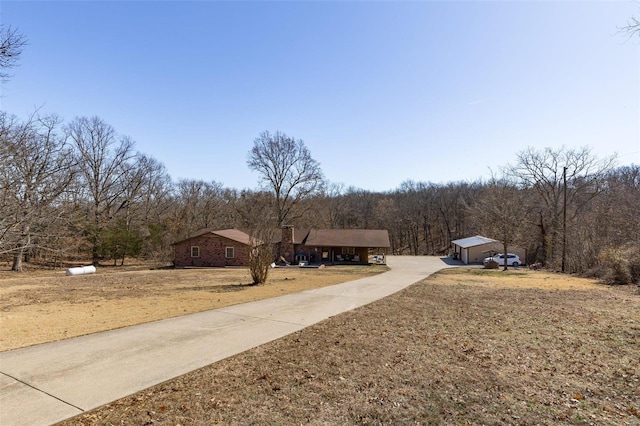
[484,260,499,270]
[597,244,640,284]
[628,252,640,284]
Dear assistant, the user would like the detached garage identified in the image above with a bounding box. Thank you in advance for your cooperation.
[451,236,499,264]
[451,235,526,265]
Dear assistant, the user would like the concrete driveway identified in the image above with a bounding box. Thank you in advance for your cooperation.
[0,256,454,426]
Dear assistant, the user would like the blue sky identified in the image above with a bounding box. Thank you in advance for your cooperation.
[2,0,639,192]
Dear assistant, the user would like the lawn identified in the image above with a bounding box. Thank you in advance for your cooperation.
[56,267,639,425]
[0,262,387,351]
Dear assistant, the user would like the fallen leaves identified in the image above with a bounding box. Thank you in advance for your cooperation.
[56,269,639,425]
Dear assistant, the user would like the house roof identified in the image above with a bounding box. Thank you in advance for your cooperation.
[173,228,254,246]
[272,228,310,245]
[174,228,390,248]
[304,229,390,248]
[211,229,253,246]
[451,235,497,249]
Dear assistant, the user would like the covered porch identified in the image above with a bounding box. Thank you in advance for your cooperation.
[295,246,388,266]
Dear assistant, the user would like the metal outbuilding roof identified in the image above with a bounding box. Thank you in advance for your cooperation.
[451,235,497,248]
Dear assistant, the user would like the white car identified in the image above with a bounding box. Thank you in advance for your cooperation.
[483,253,522,267]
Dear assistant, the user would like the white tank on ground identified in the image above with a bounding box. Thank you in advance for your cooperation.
[66,265,97,276]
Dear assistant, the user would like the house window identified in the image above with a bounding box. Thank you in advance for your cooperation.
[341,247,355,255]
[191,246,200,257]
[225,247,234,258]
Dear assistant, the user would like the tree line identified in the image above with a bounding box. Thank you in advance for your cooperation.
[1,111,638,283]
[2,22,639,282]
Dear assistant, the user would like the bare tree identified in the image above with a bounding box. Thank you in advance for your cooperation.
[375,196,406,254]
[102,153,164,265]
[338,187,381,229]
[387,181,448,255]
[580,165,640,281]
[474,176,527,270]
[507,146,616,269]
[394,181,433,255]
[0,112,76,271]
[0,25,27,82]
[0,113,21,248]
[172,179,225,239]
[66,116,137,265]
[135,157,174,261]
[318,181,346,228]
[247,130,324,226]
[234,190,278,284]
[432,182,475,250]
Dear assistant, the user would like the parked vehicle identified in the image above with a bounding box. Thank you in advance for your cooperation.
[483,253,521,266]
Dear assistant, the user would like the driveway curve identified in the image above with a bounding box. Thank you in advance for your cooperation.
[0,256,453,426]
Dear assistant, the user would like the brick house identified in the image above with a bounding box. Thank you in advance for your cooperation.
[173,227,390,267]
[276,227,390,265]
[172,229,252,267]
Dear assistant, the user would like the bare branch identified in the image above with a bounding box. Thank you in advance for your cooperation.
[619,15,640,39]
[247,131,324,226]
[0,25,28,82]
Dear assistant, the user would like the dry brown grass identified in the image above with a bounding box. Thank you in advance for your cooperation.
[0,263,386,352]
[58,267,639,426]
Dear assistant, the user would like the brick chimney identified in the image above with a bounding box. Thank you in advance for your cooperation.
[281,225,295,264]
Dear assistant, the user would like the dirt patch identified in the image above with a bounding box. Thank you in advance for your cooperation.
[0,263,387,352]
[59,268,639,425]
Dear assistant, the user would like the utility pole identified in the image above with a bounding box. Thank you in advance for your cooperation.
[561,166,567,273]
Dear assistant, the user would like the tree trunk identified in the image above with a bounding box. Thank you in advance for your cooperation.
[503,243,508,271]
[11,246,23,272]
[537,212,547,266]
[11,224,30,272]
[92,243,100,266]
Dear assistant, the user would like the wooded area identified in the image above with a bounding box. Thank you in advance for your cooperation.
[1,111,638,282]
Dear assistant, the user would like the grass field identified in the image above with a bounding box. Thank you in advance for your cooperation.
[50,267,639,425]
[0,263,386,351]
